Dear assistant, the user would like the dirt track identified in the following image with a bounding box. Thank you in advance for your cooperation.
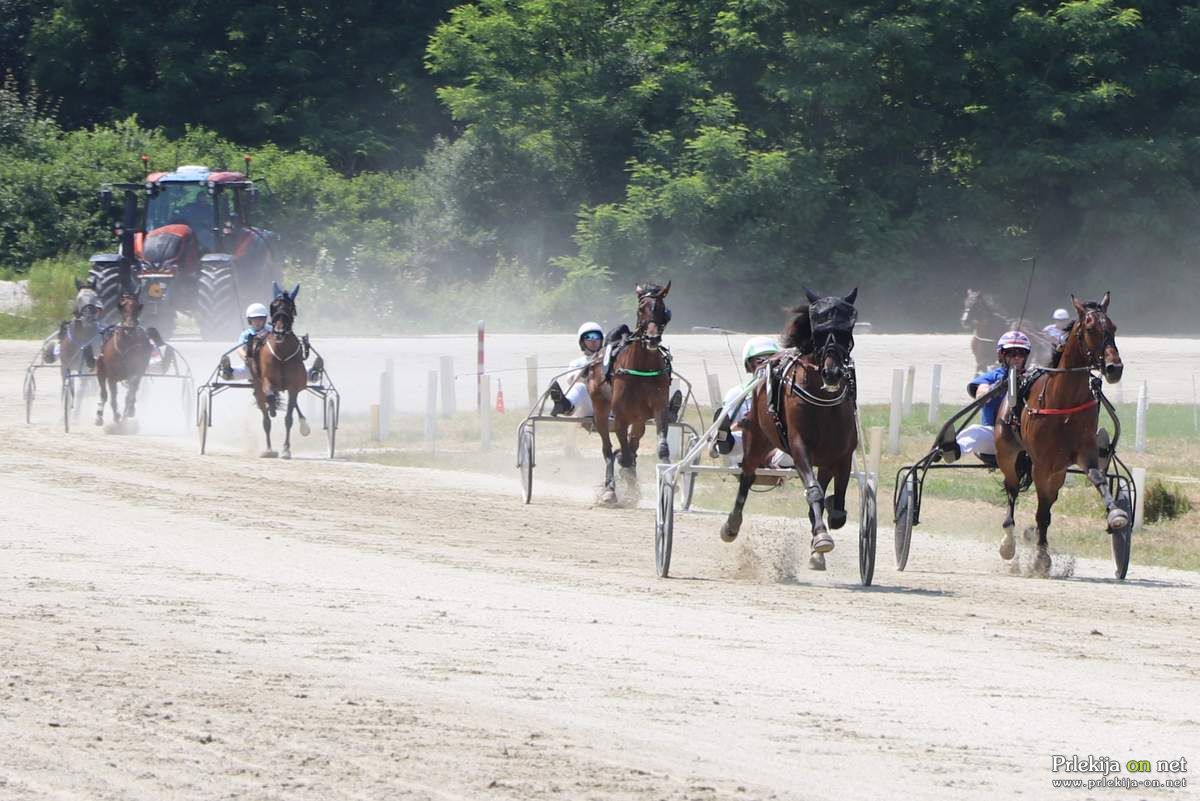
[2,340,1197,800]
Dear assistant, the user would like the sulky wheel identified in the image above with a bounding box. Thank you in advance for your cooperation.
[61,379,75,433]
[655,477,675,578]
[894,471,915,571]
[681,434,699,511]
[325,395,338,459]
[1110,485,1134,580]
[517,423,534,504]
[858,479,878,586]
[23,371,35,424]
[198,391,212,454]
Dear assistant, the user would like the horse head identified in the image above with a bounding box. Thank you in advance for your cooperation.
[804,287,858,390]
[1071,291,1121,383]
[961,288,983,329]
[634,281,671,343]
[270,282,301,335]
[117,292,141,326]
[73,279,102,323]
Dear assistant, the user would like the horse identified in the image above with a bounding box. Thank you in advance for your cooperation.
[95,292,159,429]
[961,288,1053,372]
[252,283,311,459]
[51,279,103,377]
[586,282,672,504]
[994,292,1125,574]
[720,288,860,570]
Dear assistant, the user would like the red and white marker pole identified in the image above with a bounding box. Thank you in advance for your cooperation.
[477,320,485,411]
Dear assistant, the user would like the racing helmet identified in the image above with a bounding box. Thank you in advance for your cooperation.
[995,330,1032,356]
[245,302,269,320]
[1052,308,1070,322]
[741,336,781,372]
[577,321,604,350]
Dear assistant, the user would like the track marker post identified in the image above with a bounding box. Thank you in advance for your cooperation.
[440,356,455,418]
[928,364,942,426]
[526,355,539,411]
[480,374,492,451]
[889,368,904,455]
[902,365,915,417]
[425,370,438,453]
[1132,467,1147,532]
[1135,382,1147,453]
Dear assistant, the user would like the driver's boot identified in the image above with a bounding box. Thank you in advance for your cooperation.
[219,355,233,381]
[308,355,324,383]
[939,440,962,464]
[666,389,683,423]
[548,383,574,416]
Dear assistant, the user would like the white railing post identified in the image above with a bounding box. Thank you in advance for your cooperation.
[425,370,438,453]
[480,374,491,450]
[440,355,455,418]
[902,365,915,417]
[889,368,904,455]
[928,364,942,426]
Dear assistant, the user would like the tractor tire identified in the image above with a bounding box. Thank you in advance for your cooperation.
[196,264,241,341]
[87,265,124,327]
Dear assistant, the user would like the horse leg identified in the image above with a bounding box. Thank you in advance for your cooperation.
[615,418,635,469]
[281,392,297,460]
[618,417,645,500]
[999,481,1020,560]
[824,461,851,531]
[655,404,670,461]
[108,377,121,424]
[788,432,833,562]
[95,366,107,426]
[592,395,617,502]
[258,396,276,458]
[1084,457,1129,532]
[124,375,141,419]
[721,425,767,542]
[1032,465,1067,575]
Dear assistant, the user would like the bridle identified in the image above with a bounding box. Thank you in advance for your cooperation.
[265,298,303,362]
[632,290,670,348]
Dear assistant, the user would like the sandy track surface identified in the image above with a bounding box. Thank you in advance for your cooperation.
[2,341,1198,800]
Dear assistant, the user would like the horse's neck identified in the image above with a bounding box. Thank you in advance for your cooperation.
[622,337,664,367]
[1040,331,1091,400]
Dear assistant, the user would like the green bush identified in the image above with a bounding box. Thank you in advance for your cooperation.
[1143,479,1192,524]
[25,253,89,320]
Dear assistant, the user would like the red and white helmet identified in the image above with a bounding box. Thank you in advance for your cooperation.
[995,330,1032,355]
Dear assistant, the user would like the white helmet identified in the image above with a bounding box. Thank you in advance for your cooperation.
[996,330,1032,355]
[245,302,269,319]
[1052,308,1070,321]
[577,321,604,350]
[741,336,781,371]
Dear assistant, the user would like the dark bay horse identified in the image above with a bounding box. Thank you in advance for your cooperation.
[962,289,1052,372]
[587,282,672,504]
[721,289,860,570]
[994,292,1125,574]
[252,283,310,459]
[95,293,158,429]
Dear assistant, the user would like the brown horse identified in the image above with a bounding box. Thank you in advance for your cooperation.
[252,284,310,458]
[994,292,1125,573]
[95,293,157,429]
[962,289,1053,372]
[587,282,672,504]
[720,288,859,570]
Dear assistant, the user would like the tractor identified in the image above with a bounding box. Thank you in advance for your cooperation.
[87,161,281,340]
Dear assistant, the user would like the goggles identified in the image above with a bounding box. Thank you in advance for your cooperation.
[1000,348,1029,358]
[581,331,603,341]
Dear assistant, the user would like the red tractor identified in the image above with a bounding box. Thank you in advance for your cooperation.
[88,162,281,340]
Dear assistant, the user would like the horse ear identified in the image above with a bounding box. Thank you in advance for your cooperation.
[272,281,282,299]
[1099,290,1110,312]
[1071,294,1086,316]
[291,283,300,300]
[660,281,670,297]
[803,287,820,304]
[843,287,858,305]
[634,283,644,296]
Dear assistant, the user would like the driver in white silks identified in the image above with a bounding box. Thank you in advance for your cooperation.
[942,330,1031,462]
[1042,307,1070,346]
[218,302,270,382]
[547,321,606,417]
[712,336,793,470]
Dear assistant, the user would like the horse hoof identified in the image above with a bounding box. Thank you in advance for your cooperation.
[299,419,311,437]
[1034,549,1052,576]
[1106,508,1129,532]
[828,510,848,530]
[280,449,292,460]
[811,533,835,554]
[94,417,103,427]
[719,522,739,543]
[598,487,618,506]
[808,552,827,571]
[657,442,670,460]
[999,526,1016,560]
[260,450,278,459]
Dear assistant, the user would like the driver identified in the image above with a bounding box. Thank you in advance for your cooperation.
[714,336,793,469]
[219,302,270,381]
[548,321,606,417]
[942,330,1031,462]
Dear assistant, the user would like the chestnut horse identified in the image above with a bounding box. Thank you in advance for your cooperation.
[962,289,1052,372]
[252,284,310,458]
[720,288,859,570]
[95,293,159,428]
[994,292,1125,573]
[587,282,672,503]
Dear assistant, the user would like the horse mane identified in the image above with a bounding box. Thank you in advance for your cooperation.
[781,304,813,352]
[637,282,665,298]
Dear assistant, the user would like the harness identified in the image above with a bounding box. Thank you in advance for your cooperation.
[763,350,857,455]
[1022,315,1115,416]
[609,333,672,380]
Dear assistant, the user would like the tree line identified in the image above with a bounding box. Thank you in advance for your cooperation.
[3,0,1199,332]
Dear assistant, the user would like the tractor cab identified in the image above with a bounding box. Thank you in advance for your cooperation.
[139,165,256,269]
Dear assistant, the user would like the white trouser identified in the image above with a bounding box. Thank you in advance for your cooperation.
[562,380,593,418]
[729,430,793,469]
[223,365,250,381]
[956,424,996,456]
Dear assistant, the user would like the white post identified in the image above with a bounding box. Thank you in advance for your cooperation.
[378,371,390,441]
[1132,467,1147,532]
[440,355,455,418]
[425,370,438,453]
[1193,374,1198,432]
[476,320,485,412]
[928,364,942,426]
[902,365,915,417]
[1135,382,1147,453]
[703,358,722,410]
[889,368,904,455]
[868,426,883,481]
[479,374,492,451]
[526,354,539,410]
